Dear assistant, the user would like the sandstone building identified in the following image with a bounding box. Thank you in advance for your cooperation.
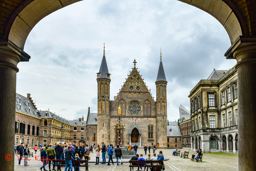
[189,67,238,153]
[15,48,172,148]
[94,48,168,147]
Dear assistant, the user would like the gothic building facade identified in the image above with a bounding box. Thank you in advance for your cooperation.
[94,48,168,147]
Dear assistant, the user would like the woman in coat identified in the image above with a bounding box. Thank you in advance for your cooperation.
[114,145,122,165]
[95,145,101,165]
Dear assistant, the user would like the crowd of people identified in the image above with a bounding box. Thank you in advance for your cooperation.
[15,142,165,171]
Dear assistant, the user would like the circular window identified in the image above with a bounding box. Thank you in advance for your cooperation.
[130,86,134,90]
[136,86,140,90]
[128,101,141,114]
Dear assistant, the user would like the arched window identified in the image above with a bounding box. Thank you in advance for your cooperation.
[210,136,217,148]
[144,100,151,116]
[228,135,233,152]
[222,136,226,151]
[81,127,84,131]
[74,135,76,139]
[74,127,77,131]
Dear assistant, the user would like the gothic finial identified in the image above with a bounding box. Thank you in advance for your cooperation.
[160,48,162,61]
[103,43,105,54]
[133,59,137,68]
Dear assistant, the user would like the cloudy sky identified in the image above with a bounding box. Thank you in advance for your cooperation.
[17,0,236,121]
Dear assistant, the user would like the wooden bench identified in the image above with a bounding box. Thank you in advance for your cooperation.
[55,157,89,171]
[180,151,189,159]
[174,150,181,156]
[129,160,163,171]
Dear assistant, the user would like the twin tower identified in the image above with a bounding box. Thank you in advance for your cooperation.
[96,44,168,147]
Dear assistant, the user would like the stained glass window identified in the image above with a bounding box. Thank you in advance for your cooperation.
[128,101,141,114]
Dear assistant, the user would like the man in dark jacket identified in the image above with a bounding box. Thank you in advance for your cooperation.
[144,145,147,155]
[148,146,151,153]
[55,143,63,170]
[101,142,106,164]
[115,145,122,165]
[65,146,74,171]
[18,143,24,165]
[134,144,138,155]
[131,154,139,170]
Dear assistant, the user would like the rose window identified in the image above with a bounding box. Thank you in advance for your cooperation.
[128,101,141,114]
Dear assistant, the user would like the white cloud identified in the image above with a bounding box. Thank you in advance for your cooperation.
[18,0,236,120]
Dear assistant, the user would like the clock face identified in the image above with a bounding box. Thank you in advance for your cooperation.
[136,86,140,90]
[130,86,134,90]
[128,101,141,114]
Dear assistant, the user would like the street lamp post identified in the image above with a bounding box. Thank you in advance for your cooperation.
[114,106,125,146]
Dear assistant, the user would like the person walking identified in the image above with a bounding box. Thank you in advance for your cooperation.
[84,144,90,171]
[34,145,38,154]
[18,143,24,165]
[107,144,114,166]
[79,146,84,159]
[153,144,157,154]
[40,147,47,171]
[115,145,122,165]
[95,145,100,165]
[144,145,147,155]
[101,142,106,164]
[64,146,74,171]
[134,144,138,155]
[46,144,56,171]
[148,145,151,153]
[14,144,17,154]
[55,143,63,171]
[24,144,30,166]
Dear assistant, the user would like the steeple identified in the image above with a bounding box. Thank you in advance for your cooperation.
[156,49,167,82]
[97,43,110,79]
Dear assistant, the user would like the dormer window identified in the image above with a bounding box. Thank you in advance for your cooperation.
[75,122,77,125]
[95,118,97,121]
[29,107,31,113]
[169,129,172,132]
[45,112,48,116]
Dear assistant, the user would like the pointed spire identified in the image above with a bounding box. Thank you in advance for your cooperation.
[98,43,110,79]
[156,50,167,82]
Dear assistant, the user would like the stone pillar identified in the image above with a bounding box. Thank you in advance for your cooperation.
[191,137,193,151]
[0,47,20,171]
[233,43,256,170]
[233,140,236,153]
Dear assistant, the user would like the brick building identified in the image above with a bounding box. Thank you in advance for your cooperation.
[178,105,191,147]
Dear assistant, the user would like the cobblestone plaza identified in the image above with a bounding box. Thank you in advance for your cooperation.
[14,148,238,171]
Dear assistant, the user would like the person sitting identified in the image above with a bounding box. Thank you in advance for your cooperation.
[74,153,81,171]
[131,154,139,171]
[137,154,146,170]
[150,153,158,171]
[157,151,165,170]
[173,148,178,155]
[194,149,202,162]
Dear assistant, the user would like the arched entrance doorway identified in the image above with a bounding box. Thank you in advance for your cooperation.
[222,136,227,152]
[131,128,139,143]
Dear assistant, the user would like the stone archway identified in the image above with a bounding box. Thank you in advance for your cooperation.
[222,135,227,152]
[228,135,233,152]
[131,128,139,143]
[1,0,256,170]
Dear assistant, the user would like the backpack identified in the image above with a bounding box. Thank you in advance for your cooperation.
[105,145,107,151]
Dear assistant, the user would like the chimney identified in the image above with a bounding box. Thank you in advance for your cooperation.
[88,107,90,114]
[82,115,84,121]
[27,93,31,98]
[79,118,81,122]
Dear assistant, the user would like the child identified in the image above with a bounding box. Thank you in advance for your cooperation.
[74,153,81,171]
